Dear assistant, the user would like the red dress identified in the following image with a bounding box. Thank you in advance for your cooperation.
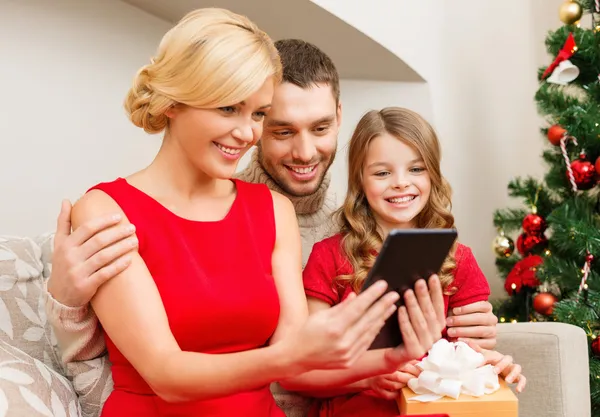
[91,178,285,417]
[302,234,490,417]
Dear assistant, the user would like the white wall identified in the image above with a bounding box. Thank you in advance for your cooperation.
[434,1,560,299]
[0,0,434,239]
[0,0,170,237]
[311,0,565,299]
[311,0,440,82]
[1,0,566,301]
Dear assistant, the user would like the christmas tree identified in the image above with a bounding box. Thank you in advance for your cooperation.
[491,0,600,412]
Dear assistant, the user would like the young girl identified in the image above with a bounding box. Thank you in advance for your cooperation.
[300,107,526,416]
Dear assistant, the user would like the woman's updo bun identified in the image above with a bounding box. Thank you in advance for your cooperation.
[122,8,282,135]
[124,65,172,134]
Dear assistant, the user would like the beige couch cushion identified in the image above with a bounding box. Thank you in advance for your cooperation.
[0,340,79,416]
[65,357,113,417]
[35,233,54,282]
[0,236,63,373]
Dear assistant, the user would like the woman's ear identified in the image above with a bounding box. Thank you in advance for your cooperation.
[165,104,180,119]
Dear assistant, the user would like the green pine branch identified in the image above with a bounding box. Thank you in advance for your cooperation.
[590,357,600,414]
[493,208,528,233]
[493,178,558,233]
[588,82,600,104]
[541,150,575,198]
[535,83,584,116]
[494,255,520,278]
[552,290,600,325]
[537,255,591,291]
[546,196,600,257]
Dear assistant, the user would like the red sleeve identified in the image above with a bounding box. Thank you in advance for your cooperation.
[448,244,490,309]
[303,239,341,306]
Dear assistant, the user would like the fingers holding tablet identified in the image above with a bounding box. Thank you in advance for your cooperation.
[426,274,446,330]
[383,282,445,367]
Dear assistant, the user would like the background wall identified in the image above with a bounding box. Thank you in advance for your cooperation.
[0,0,168,237]
[0,0,431,235]
[435,0,564,298]
[0,0,567,299]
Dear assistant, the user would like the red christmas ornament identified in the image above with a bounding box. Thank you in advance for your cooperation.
[592,338,600,357]
[517,233,548,256]
[522,213,547,236]
[533,292,558,315]
[569,153,597,190]
[595,156,600,175]
[547,125,567,146]
[504,255,543,295]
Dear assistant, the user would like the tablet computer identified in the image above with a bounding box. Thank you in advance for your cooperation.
[361,228,458,350]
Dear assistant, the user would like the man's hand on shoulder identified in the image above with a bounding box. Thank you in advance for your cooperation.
[46,199,138,307]
[445,301,498,350]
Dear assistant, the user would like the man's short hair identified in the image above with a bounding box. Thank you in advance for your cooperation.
[274,39,340,103]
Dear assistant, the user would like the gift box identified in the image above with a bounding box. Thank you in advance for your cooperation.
[397,378,518,417]
[395,339,519,416]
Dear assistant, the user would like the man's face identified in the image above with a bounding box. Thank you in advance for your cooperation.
[259,82,340,197]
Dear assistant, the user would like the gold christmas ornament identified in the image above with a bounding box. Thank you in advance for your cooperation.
[492,231,515,258]
[559,1,583,25]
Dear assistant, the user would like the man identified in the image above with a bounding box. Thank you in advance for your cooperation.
[45,39,497,417]
[236,40,340,268]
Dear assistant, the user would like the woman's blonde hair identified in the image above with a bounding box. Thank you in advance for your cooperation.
[124,8,282,134]
[335,107,457,293]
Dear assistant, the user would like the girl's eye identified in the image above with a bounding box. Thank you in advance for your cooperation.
[410,167,426,173]
[375,171,390,177]
[219,106,236,114]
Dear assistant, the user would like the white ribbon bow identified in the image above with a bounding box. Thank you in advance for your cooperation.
[406,339,500,402]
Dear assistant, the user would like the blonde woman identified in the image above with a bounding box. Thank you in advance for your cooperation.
[66,9,446,417]
[300,108,526,416]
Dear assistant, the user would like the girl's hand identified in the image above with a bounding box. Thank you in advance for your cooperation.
[467,342,527,393]
[367,360,421,399]
[383,275,446,369]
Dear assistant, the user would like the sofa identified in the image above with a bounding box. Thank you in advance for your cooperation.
[0,233,592,417]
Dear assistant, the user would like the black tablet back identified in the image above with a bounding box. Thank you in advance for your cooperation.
[362,228,458,349]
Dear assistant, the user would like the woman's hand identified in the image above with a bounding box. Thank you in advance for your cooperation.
[468,342,527,393]
[282,280,400,372]
[366,360,421,399]
[382,275,446,369]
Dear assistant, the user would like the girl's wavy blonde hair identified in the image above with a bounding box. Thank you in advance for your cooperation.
[335,107,457,293]
[124,8,282,134]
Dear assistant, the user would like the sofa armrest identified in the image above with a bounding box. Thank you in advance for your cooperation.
[496,322,590,417]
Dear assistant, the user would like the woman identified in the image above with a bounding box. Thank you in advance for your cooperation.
[70,9,445,416]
